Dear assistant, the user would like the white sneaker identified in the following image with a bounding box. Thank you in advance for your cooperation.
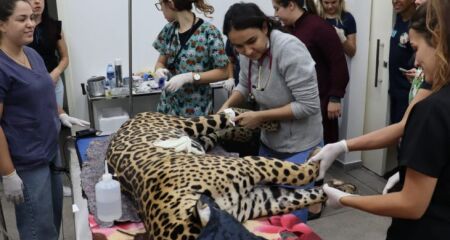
[63,186,72,197]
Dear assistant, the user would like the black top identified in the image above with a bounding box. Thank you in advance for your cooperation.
[178,18,204,47]
[420,80,432,90]
[325,11,357,36]
[28,18,62,72]
[389,15,414,97]
[387,84,450,240]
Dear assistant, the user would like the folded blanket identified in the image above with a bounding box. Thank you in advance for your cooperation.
[244,214,322,240]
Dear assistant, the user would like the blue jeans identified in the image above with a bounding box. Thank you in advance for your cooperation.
[55,78,64,108]
[15,154,63,240]
[259,141,323,222]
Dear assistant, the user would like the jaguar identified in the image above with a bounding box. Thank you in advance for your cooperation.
[106,108,355,239]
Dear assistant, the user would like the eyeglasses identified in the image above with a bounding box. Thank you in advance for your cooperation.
[155,2,162,11]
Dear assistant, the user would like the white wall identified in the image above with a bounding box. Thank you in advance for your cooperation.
[56,0,274,121]
[58,1,371,168]
[337,0,372,166]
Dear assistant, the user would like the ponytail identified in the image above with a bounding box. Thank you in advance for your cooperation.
[193,0,214,17]
[274,0,318,15]
[167,0,214,17]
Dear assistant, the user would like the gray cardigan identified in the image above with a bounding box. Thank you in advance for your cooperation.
[235,30,323,153]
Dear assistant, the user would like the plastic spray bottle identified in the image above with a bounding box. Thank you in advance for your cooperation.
[95,161,122,222]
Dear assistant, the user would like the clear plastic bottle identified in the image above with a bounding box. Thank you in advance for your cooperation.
[105,64,114,97]
[95,161,122,222]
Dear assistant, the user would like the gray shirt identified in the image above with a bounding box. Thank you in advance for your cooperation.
[235,30,322,153]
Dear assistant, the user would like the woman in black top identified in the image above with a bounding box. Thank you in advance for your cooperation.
[28,0,69,108]
[323,2,450,239]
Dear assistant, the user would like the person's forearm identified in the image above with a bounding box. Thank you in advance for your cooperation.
[50,56,69,80]
[0,128,15,176]
[195,68,228,84]
[154,55,167,70]
[227,62,234,79]
[257,104,295,122]
[155,62,165,70]
[221,91,245,109]
[52,35,69,82]
[342,169,436,219]
[346,123,402,151]
[57,107,65,115]
[342,193,422,219]
[347,88,432,151]
[342,41,356,57]
[342,34,356,57]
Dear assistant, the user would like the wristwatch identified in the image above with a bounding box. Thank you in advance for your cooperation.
[193,73,201,81]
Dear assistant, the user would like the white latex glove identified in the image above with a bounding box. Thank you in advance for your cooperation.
[154,68,170,80]
[323,183,353,209]
[165,72,194,92]
[222,78,235,92]
[59,113,90,128]
[2,170,24,204]
[154,136,205,155]
[223,108,236,126]
[308,140,348,180]
[382,172,400,194]
[334,27,347,43]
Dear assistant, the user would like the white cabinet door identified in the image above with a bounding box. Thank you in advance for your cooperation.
[337,0,372,167]
[362,0,395,175]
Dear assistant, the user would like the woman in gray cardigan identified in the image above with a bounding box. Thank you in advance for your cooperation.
[219,2,323,222]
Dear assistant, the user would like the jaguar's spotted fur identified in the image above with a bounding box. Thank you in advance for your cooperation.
[106,109,355,240]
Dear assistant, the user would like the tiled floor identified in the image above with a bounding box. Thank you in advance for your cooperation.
[308,164,391,239]
[0,157,391,240]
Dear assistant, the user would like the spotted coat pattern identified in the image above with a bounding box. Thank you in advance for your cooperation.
[106,109,352,240]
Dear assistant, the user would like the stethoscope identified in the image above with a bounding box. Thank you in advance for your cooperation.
[247,46,273,96]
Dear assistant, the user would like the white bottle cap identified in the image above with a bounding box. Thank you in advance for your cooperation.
[114,58,122,66]
[102,173,113,181]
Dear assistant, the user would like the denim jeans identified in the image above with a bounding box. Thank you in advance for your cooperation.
[55,77,64,108]
[259,141,323,223]
[15,153,63,240]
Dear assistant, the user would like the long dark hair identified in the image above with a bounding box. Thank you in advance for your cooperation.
[223,2,283,37]
[0,0,30,40]
[0,0,29,21]
[162,0,214,17]
[274,0,318,15]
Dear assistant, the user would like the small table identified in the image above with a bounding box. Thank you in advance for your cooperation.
[86,83,225,129]
[86,88,162,129]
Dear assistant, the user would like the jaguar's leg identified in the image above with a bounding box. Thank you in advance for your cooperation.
[226,180,357,222]
[197,127,253,152]
[241,156,320,187]
[198,131,222,152]
[174,113,234,138]
[175,108,277,139]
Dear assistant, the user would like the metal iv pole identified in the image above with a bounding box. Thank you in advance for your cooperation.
[127,0,134,117]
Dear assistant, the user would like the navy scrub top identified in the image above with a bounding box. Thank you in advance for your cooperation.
[0,46,59,170]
